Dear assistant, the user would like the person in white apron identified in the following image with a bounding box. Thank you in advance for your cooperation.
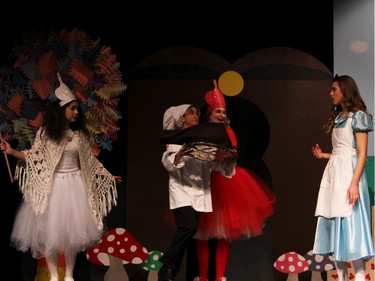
[311,74,374,281]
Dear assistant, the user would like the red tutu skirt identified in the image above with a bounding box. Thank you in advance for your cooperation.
[194,166,276,240]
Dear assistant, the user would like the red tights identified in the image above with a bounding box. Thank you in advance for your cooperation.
[196,239,230,279]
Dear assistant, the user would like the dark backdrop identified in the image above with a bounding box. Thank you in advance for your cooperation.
[0,2,333,72]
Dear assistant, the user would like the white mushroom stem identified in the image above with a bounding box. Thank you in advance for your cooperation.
[286,273,299,281]
[104,255,129,281]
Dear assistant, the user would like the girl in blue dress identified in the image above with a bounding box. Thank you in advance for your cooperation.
[311,75,374,281]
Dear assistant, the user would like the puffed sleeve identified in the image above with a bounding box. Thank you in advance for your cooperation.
[352,111,374,132]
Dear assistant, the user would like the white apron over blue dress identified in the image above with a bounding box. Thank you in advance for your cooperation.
[313,111,374,262]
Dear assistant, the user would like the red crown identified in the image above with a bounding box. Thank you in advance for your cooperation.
[205,79,226,112]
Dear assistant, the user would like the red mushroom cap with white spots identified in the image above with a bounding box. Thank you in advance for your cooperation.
[274,251,309,274]
[86,228,148,266]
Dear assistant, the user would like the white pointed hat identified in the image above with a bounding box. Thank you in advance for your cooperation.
[55,72,76,107]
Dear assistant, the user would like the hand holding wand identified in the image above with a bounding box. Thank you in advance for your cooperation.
[0,132,13,183]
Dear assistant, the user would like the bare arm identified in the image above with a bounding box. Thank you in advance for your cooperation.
[0,140,25,161]
[347,131,368,205]
[311,143,331,160]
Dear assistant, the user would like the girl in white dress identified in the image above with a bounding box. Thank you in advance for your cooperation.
[0,73,121,281]
[311,74,374,281]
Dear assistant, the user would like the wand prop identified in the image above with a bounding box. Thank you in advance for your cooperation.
[0,133,13,183]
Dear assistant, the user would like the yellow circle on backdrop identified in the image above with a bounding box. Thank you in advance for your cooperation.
[218,71,244,96]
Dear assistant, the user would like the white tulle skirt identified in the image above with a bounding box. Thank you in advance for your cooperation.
[10,170,103,259]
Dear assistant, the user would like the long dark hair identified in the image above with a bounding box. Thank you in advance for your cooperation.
[324,75,370,134]
[41,100,91,143]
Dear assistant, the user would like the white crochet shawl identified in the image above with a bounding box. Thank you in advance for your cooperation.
[15,127,118,230]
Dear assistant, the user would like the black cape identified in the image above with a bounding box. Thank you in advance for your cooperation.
[159,123,232,148]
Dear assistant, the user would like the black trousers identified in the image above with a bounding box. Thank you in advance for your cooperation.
[159,206,200,278]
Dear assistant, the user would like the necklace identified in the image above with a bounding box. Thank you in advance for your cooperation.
[64,129,73,142]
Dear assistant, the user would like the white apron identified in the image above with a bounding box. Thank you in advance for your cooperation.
[314,114,356,218]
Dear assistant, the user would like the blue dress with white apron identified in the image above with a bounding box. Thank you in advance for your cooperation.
[313,111,374,261]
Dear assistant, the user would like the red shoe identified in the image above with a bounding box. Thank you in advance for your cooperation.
[215,277,227,281]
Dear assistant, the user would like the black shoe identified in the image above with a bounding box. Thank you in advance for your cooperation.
[158,265,174,281]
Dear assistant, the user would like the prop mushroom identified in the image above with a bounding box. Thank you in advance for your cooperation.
[86,227,149,281]
[141,250,164,281]
[274,251,309,281]
[304,250,335,281]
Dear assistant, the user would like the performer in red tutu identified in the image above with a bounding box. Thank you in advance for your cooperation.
[158,104,236,281]
[193,80,276,281]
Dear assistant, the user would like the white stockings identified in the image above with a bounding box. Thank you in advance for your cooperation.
[46,253,59,281]
[352,259,366,281]
[63,248,77,280]
[334,259,366,281]
[46,249,77,281]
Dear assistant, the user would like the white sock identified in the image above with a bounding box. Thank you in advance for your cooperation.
[334,261,348,281]
[353,259,366,281]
